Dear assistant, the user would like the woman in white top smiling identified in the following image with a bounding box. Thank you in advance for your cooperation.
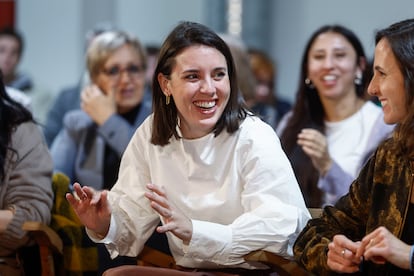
[66,21,310,274]
[277,24,394,208]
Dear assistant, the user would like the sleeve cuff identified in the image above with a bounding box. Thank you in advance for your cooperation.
[86,214,117,244]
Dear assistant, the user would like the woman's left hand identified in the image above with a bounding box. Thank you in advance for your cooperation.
[145,183,193,245]
[357,226,411,270]
[297,128,332,176]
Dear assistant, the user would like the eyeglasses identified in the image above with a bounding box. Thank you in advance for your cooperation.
[101,64,144,80]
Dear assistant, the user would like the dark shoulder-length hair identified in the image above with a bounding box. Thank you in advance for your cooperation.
[151,21,248,146]
[375,18,414,159]
[0,71,33,180]
[281,24,367,154]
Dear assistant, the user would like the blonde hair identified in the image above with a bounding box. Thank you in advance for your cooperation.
[86,31,147,81]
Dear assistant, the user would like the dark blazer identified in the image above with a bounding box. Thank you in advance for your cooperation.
[293,138,413,275]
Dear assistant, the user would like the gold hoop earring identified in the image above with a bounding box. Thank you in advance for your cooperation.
[166,95,170,105]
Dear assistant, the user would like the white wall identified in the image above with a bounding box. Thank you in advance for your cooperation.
[272,0,414,103]
[116,0,206,45]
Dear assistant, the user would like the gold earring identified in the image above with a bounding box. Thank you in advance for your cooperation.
[166,95,170,105]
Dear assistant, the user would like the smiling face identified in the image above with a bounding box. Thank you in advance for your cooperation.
[307,31,362,100]
[94,44,146,114]
[368,38,407,124]
[158,45,230,139]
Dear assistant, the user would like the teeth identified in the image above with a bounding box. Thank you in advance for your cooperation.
[323,75,336,81]
[195,101,215,108]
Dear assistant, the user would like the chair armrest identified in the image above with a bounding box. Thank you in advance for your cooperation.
[22,221,63,255]
[244,250,311,276]
[137,245,177,269]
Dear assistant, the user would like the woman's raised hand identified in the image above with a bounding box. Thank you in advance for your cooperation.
[66,182,112,238]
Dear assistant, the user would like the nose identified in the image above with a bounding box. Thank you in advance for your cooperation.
[200,77,216,94]
[322,55,334,69]
[367,78,378,96]
[119,69,133,82]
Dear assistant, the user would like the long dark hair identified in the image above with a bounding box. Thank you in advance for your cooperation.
[375,19,414,160]
[0,71,33,180]
[151,21,248,146]
[280,25,367,207]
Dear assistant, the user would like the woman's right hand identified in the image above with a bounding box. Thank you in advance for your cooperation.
[66,182,112,238]
[327,234,362,273]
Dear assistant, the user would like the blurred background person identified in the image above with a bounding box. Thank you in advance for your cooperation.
[248,48,291,129]
[219,33,256,107]
[0,27,32,92]
[43,22,117,147]
[277,24,394,207]
[294,18,414,275]
[50,30,151,274]
[0,70,53,275]
[144,44,160,86]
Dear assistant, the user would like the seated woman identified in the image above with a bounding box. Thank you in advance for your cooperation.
[277,24,394,207]
[66,21,310,275]
[294,18,414,275]
[0,70,53,274]
[50,30,152,273]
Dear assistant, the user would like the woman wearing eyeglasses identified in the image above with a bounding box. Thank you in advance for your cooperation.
[50,31,152,273]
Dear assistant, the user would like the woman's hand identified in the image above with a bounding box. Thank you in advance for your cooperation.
[357,226,411,270]
[81,84,117,125]
[145,183,193,245]
[297,128,332,176]
[66,183,112,238]
[327,234,362,273]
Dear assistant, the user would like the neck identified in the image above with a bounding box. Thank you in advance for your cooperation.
[322,95,365,122]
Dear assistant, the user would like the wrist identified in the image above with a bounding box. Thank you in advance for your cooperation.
[410,245,414,271]
[319,160,332,177]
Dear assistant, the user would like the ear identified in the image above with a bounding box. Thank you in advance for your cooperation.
[158,73,171,96]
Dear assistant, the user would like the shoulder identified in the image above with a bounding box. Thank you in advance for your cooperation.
[362,101,395,133]
[275,110,293,135]
[52,85,81,109]
[6,86,32,110]
[57,85,81,101]
[11,121,45,149]
[373,138,396,162]
[132,114,153,140]
[238,115,279,142]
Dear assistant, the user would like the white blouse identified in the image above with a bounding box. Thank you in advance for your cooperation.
[92,114,310,269]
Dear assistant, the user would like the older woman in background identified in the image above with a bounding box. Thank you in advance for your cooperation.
[50,30,152,274]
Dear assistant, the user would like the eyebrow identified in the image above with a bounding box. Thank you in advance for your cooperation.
[374,65,383,71]
[182,67,227,73]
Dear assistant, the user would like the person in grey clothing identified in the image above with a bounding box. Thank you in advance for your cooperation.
[0,70,53,274]
[50,30,151,274]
